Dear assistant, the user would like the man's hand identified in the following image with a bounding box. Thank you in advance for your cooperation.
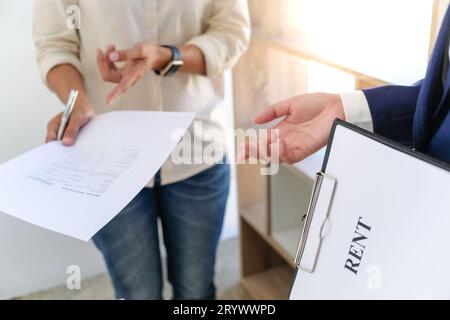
[96,43,172,104]
[238,93,346,164]
[46,102,95,146]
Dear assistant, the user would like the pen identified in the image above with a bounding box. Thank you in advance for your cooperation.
[57,89,79,141]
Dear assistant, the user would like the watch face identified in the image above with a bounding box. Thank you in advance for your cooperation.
[161,60,184,77]
[172,60,184,67]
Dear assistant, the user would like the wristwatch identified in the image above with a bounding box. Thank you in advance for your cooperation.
[155,45,184,77]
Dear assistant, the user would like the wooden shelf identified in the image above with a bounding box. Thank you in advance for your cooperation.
[272,228,301,259]
[240,210,296,269]
[241,265,294,300]
[240,205,268,236]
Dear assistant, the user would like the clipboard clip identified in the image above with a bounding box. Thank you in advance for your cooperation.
[294,172,337,273]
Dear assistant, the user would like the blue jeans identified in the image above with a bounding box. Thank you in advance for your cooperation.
[92,163,230,300]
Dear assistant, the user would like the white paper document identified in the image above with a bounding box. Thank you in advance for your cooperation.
[290,122,450,299]
[0,111,195,241]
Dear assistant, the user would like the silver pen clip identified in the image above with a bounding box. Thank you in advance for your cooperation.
[57,89,79,141]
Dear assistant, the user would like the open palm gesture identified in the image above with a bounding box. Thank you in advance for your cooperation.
[240,93,345,164]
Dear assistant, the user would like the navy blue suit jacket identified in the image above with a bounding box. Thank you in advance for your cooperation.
[363,6,450,163]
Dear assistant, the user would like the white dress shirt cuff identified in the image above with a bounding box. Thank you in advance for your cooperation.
[339,91,374,132]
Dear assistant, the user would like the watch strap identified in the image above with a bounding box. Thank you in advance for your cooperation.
[155,45,183,77]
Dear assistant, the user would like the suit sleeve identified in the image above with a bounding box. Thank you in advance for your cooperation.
[363,83,422,146]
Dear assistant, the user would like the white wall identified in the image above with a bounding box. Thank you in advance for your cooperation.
[0,1,238,299]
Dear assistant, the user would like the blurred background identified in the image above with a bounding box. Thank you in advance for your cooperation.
[0,0,447,299]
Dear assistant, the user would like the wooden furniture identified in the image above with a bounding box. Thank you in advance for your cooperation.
[233,0,447,299]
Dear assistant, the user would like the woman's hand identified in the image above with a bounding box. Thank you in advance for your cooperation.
[238,93,346,164]
[46,101,95,146]
[96,43,172,104]
[45,65,96,146]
